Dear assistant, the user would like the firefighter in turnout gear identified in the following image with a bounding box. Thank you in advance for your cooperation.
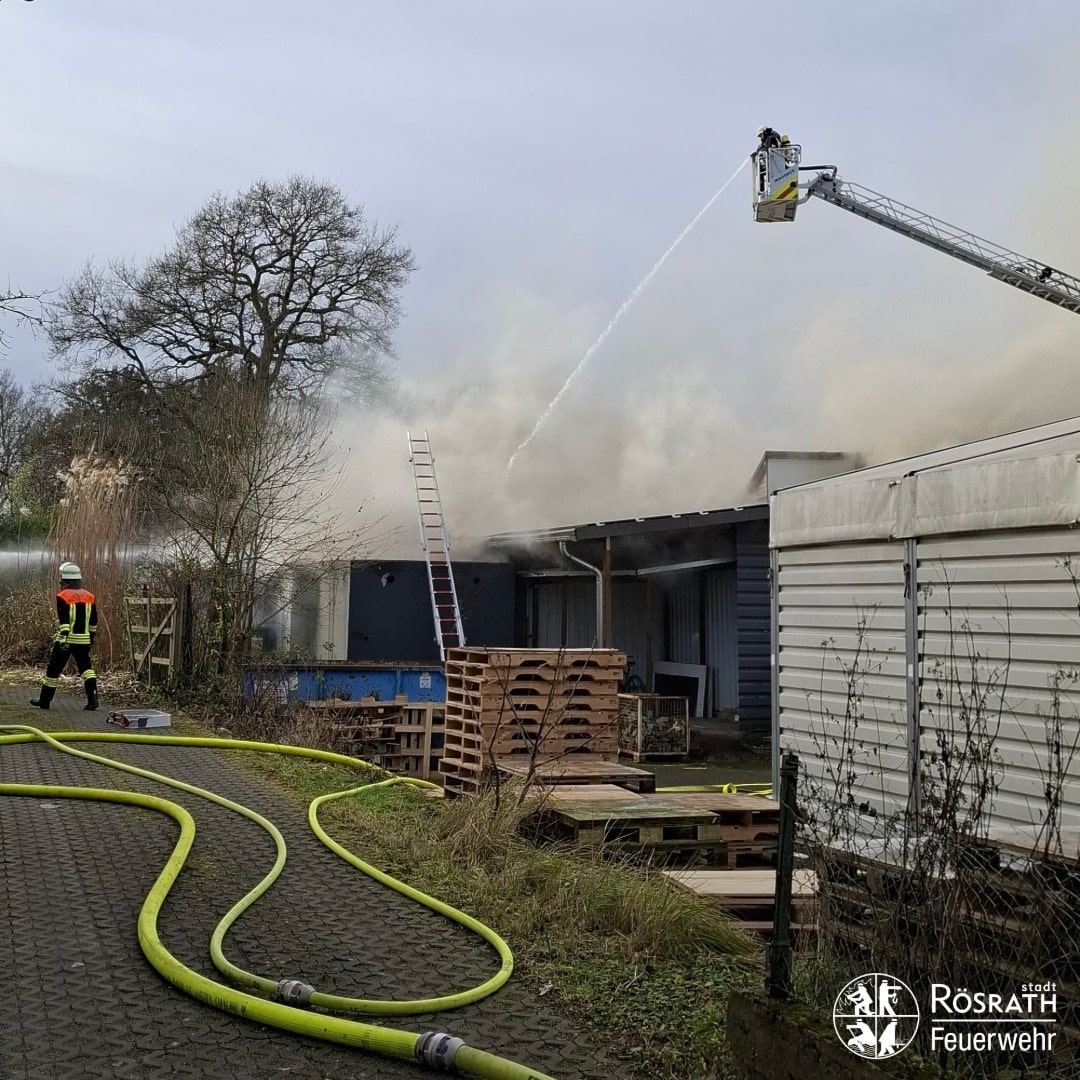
[30,562,100,711]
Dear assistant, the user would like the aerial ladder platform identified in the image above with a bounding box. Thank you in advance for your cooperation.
[750,126,1080,315]
[407,430,466,661]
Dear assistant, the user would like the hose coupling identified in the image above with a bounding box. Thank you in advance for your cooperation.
[416,1031,465,1071]
[275,979,315,1007]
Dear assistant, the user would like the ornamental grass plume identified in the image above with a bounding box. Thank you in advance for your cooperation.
[50,445,139,664]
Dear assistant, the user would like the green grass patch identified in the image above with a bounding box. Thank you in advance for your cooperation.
[555,953,756,1080]
[231,749,375,800]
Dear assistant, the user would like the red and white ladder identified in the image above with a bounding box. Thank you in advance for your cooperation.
[407,430,466,660]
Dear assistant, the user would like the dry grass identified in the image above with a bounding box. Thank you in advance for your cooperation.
[197,682,361,760]
[0,662,146,700]
[50,447,138,663]
[328,783,758,965]
[0,580,60,665]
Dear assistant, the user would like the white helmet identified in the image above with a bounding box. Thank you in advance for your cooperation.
[59,561,82,581]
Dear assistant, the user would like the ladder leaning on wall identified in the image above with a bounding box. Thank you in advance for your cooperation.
[407,429,466,660]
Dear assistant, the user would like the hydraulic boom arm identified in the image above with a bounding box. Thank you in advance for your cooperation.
[750,128,1080,316]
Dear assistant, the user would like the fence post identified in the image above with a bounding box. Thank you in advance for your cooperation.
[766,751,799,1000]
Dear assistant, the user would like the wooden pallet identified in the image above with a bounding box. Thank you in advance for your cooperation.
[487,731,619,758]
[543,784,645,804]
[657,793,780,827]
[447,669,623,689]
[711,839,779,869]
[496,755,657,793]
[543,802,727,848]
[529,790,780,869]
[441,759,483,797]
[446,646,626,667]
[443,756,658,799]
[663,868,818,934]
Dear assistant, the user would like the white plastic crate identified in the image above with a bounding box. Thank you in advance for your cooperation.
[106,709,172,730]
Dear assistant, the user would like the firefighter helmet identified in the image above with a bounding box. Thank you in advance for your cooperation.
[59,562,82,581]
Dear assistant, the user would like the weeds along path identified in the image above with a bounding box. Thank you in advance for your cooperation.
[0,689,613,1080]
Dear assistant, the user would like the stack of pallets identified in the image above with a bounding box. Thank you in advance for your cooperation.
[441,647,626,797]
[814,833,1080,1047]
[379,702,446,780]
[303,697,445,780]
[532,784,795,936]
[303,696,402,758]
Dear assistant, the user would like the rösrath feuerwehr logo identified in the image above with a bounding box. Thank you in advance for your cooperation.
[833,973,920,1059]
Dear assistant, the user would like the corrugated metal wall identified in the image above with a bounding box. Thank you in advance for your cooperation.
[705,568,738,711]
[531,578,597,647]
[529,577,648,662]
[527,567,745,715]
[775,542,910,826]
[612,580,648,681]
[736,520,771,729]
[665,572,701,665]
[917,529,1080,835]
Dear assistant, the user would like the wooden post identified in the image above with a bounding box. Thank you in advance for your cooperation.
[144,595,152,684]
[421,703,434,781]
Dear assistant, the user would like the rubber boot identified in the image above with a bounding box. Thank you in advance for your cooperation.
[83,678,99,712]
[30,685,56,710]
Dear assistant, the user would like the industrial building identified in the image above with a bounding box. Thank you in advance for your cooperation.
[769,416,1080,841]
[488,504,771,729]
[266,451,863,733]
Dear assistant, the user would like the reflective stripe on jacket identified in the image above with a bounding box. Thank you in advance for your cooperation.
[56,588,98,645]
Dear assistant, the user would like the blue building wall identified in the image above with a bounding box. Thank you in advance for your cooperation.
[735,518,771,732]
[348,560,516,662]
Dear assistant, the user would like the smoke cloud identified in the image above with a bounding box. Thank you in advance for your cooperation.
[326,145,1080,556]
[327,285,769,557]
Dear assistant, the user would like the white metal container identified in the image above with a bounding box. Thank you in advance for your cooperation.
[107,709,172,730]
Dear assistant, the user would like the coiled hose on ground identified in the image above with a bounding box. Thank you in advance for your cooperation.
[0,726,555,1080]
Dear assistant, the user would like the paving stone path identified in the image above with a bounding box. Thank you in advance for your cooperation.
[0,688,615,1080]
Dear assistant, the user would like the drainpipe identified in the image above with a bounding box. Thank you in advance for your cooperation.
[601,538,613,649]
[559,541,604,647]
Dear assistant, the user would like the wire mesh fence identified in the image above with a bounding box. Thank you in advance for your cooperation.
[773,766,1080,1077]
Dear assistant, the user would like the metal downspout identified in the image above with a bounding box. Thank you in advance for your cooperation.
[559,541,603,647]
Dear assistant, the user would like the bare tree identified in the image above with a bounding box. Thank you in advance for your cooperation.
[0,368,49,517]
[48,177,415,398]
[0,286,43,349]
[150,376,393,674]
[44,178,412,682]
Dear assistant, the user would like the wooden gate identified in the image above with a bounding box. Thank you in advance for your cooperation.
[125,595,182,684]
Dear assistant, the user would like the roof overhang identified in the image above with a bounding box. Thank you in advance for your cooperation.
[487,503,768,547]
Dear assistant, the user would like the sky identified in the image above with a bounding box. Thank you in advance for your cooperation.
[4,1,1080,548]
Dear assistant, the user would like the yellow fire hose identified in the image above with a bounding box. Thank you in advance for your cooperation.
[0,726,554,1080]
[655,783,773,796]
